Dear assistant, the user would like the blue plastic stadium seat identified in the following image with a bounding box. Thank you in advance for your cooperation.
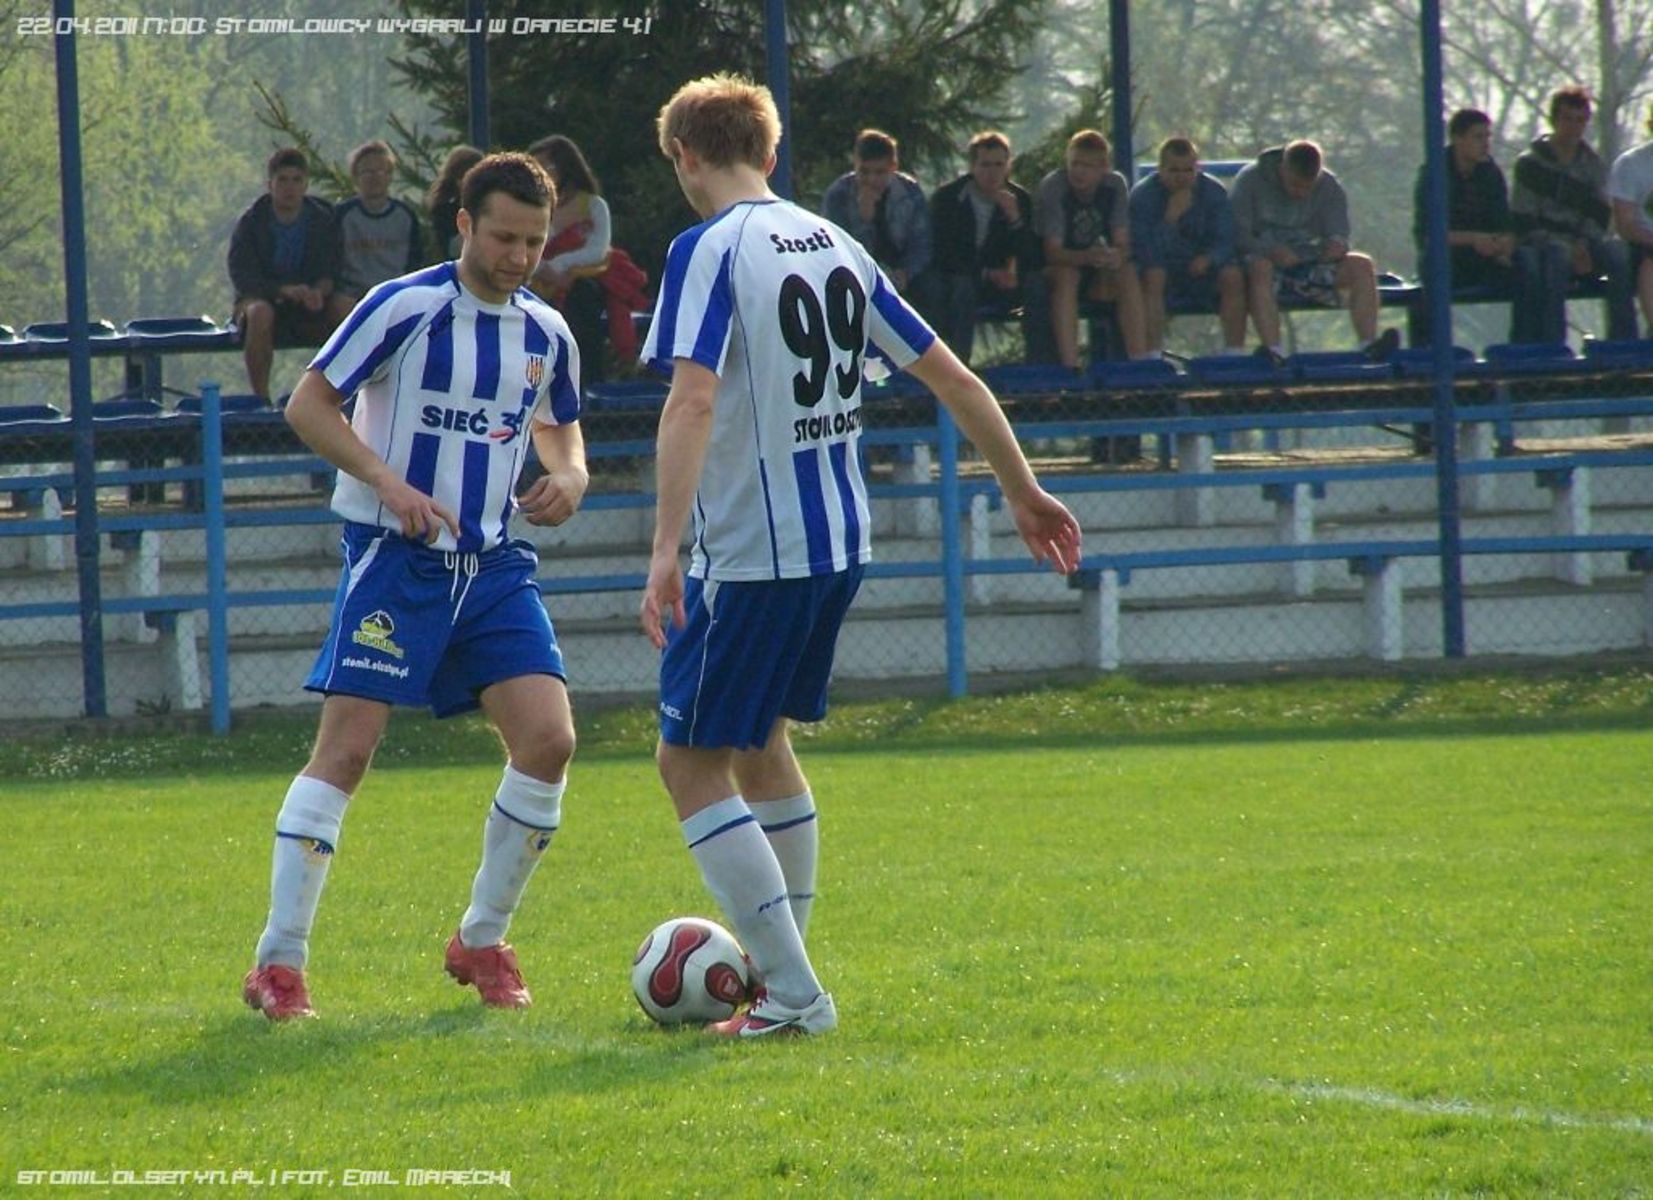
[23,319,121,341]
[173,392,271,415]
[1582,338,1653,369]
[979,364,1086,395]
[1391,345,1477,377]
[1187,354,1284,386]
[863,371,929,398]
[123,315,222,337]
[1291,350,1395,383]
[1481,342,1586,374]
[0,403,66,425]
[91,397,166,420]
[1088,359,1179,389]
[583,379,668,412]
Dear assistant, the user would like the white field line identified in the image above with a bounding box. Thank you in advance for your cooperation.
[1264,1079,1653,1137]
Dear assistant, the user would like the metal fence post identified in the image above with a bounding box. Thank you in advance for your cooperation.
[199,382,231,733]
[937,407,967,696]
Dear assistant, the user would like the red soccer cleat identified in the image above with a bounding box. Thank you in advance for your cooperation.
[707,989,837,1039]
[444,931,532,1009]
[241,964,316,1022]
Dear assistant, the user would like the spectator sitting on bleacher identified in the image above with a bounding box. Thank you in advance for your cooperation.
[1231,139,1398,362]
[1414,108,1565,344]
[928,130,1040,365]
[1513,86,1638,342]
[821,129,934,307]
[426,144,484,260]
[227,147,343,401]
[529,135,652,383]
[1036,129,1150,369]
[1129,136,1247,358]
[1607,100,1653,338]
[329,140,426,324]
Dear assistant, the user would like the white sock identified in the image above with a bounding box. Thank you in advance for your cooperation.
[460,764,564,949]
[1131,351,1162,361]
[1220,344,1248,356]
[256,775,350,969]
[682,796,821,1007]
[1270,343,1286,358]
[749,792,818,939]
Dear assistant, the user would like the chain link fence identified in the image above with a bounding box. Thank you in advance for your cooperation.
[2,332,1652,725]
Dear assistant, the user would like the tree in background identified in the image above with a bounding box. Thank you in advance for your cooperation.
[1049,0,1653,281]
[390,0,1045,281]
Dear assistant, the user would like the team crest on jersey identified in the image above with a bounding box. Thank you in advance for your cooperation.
[350,609,405,659]
[524,355,546,389]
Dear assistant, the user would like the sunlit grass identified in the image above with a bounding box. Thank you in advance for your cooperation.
[3,693,1650,1196]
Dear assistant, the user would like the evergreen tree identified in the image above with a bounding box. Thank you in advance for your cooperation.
[391,0,1046,280]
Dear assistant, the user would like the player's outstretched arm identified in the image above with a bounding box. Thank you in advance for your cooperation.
[521,420,589,527]
[640,359,718,649]
[285,368,459,544]
[903,343,1083,575]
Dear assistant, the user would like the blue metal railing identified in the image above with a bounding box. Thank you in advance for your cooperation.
[2,370,1652,725]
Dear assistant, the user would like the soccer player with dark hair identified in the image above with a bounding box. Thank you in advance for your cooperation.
[241,152,590,1022]
[640,74,1081,1038]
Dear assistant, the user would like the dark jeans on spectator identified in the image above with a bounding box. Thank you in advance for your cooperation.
[559,275,607,384]
[933,271,1052,365]
[1573,237,1639,342]
[1416,244,1565,345]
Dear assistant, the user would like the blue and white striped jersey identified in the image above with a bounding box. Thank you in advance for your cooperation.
[311,262,581,553]
[643,198,936,581]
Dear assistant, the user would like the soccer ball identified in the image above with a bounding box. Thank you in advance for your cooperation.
[631,916,751,1025]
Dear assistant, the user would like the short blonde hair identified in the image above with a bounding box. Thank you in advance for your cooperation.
[1067,129,1111,160]
[656,73,781,169]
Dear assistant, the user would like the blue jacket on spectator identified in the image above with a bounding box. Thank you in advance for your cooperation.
[1129,171,1235,271]
[821,171,933,283]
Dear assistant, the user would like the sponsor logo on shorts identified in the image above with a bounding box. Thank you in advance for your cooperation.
[341,655,411,680]
[660,702,684,721]
[350,609,405,659]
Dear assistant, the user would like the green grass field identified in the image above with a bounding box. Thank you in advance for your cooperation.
[2,670,1651,1197]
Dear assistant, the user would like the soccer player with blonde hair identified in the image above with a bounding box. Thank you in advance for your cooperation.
[640,74,1082,1037]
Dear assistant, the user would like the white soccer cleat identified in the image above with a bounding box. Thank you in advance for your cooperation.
[707,989,837,1038]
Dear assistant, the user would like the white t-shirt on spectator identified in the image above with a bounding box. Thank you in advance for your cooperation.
[1607,142,1653,239]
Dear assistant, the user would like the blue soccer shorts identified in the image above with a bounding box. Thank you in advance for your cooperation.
[658,565,864,750]
[305,522,565,718]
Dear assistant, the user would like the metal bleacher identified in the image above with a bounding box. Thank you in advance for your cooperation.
[3,326,1653,721]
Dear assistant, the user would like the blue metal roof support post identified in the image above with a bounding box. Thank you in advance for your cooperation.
[1419,0,1467,657]
[199,383,231,734]
[937,409,968,697]
[466,0,490,150]
[53,0,107,718]
[1108,0,1133,180]
[764,0,793,199]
